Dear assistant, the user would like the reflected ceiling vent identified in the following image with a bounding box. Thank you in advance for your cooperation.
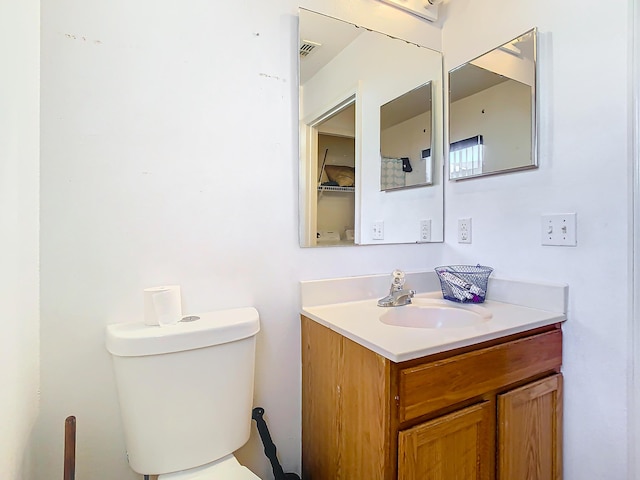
[300,40,321,58]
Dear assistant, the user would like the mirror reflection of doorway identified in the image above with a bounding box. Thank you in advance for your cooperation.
[302,97,356,246]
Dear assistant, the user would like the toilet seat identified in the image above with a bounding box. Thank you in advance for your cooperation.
[158,455,260,480]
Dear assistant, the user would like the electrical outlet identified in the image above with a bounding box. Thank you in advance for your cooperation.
[541,213,577,246]
[458,218,472,244]
[372,221,384,240]
[419,220,432,242]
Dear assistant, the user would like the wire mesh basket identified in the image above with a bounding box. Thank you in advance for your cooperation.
[435,265,494,303]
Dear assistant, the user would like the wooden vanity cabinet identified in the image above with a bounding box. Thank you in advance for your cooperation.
[301,315,563,480]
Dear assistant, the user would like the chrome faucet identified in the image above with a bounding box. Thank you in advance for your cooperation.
[377,269,416,307]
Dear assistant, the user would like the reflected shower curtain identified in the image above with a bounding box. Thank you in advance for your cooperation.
[381,157,405,190]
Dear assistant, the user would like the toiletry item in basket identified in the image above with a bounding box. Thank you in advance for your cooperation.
[438,270,485,301]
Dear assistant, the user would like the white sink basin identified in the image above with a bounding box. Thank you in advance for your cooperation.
[379,298,492,329]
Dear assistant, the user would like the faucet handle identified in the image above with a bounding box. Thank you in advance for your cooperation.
[391,269,406,290]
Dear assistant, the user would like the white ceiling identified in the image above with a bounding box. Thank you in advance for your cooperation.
[381,83,432,130]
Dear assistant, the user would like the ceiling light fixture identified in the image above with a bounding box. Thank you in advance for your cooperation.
[376,0,443,22]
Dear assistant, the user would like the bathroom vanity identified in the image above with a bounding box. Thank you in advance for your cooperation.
[300,273,566,479]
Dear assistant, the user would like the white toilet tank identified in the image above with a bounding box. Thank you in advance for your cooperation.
[106,307,260,475]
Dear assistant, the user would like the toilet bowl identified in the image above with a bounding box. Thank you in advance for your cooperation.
[158,455,259,479]
[106,307,261,478]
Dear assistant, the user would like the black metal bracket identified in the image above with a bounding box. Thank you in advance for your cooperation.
[252,407,301,480]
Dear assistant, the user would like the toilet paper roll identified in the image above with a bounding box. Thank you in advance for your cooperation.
[144,285,182,326]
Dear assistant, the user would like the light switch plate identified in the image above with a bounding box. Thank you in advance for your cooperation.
[541,213,577,246]
[372,221,384,240]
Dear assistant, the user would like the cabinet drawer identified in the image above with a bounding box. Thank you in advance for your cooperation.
[398,329,562,423]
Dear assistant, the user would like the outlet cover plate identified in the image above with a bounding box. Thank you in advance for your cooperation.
[458,218,472,244]
[419,219,432,242]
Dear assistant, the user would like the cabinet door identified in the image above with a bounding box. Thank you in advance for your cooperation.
[302,317,393,479]
[301,317,342,479]
[398,401,493,480]
[498,374,563,480]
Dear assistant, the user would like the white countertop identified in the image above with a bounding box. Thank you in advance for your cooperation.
[300,272,567,363]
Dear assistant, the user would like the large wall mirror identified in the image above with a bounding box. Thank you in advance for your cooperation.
[299,8,444,247]
[448,28,538,180]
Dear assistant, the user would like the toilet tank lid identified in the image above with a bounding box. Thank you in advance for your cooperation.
[105,307,260,357]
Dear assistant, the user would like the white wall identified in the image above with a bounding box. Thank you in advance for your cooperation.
[450,80,532,172]
[35,1,443,479]
[0,0,40,478]
[442,0,631,478]
[35,0,634,479]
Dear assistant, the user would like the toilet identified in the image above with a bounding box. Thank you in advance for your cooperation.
[105,307,261,479]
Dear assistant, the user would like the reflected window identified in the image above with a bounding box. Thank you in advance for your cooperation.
[449,135,484,179]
